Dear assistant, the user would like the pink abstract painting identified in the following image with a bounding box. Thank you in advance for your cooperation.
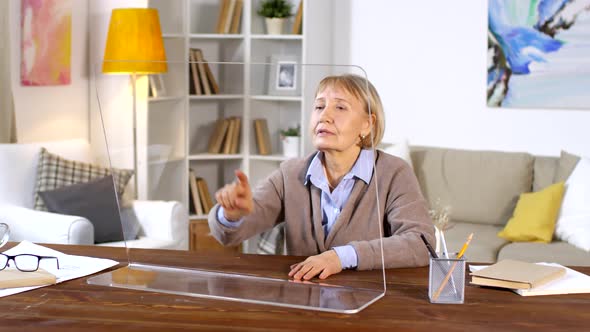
[21,0,72,86]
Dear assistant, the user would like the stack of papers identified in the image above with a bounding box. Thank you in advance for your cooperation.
[0,241,118,297]
[470,261,590,296]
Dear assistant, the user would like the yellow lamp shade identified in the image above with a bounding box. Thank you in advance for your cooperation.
[102,8,167,74]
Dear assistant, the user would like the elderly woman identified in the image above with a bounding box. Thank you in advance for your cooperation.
[208,74,434,281]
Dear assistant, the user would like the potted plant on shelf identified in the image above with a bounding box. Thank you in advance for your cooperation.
[257,0,293,35]
[280,125,300,158]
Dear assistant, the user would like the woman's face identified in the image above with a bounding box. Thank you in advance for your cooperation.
[310,85,372,154]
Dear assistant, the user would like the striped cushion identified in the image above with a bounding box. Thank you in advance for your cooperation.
[33,148,133,211]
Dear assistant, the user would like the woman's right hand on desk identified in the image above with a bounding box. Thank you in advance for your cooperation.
[215,170,253,222]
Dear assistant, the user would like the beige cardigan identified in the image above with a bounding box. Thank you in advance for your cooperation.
[208,150,435,270]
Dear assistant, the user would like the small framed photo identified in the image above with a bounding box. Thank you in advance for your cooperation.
[149,74,166,98]
[267,55,300,96]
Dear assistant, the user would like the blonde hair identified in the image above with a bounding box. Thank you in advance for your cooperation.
[314,74,385,149]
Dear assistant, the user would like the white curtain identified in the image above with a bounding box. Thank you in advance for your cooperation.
[0,1,16,143]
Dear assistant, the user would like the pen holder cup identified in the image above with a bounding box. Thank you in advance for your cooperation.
[428,255,466,304]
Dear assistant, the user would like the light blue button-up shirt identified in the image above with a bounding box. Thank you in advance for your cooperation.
[217,149,374,269]
[304,149,374,269]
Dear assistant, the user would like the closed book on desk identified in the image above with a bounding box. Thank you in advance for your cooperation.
[470,259,566,290]
[0,268,56,289]
[514,263,590,296]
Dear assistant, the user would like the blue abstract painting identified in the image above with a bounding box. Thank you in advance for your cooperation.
[488,0,590,109]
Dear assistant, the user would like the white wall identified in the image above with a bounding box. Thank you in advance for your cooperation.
[10,0,89,143]
[337,0,590,157]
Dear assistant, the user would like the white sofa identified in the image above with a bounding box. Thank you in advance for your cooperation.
[0,139,188,250]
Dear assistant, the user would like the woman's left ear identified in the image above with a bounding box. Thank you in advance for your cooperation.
[364,113,376,131]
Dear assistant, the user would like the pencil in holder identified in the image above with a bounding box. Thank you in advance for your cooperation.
[428,254,465,304]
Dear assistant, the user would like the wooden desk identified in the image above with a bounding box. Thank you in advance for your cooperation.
[1,244,588,331]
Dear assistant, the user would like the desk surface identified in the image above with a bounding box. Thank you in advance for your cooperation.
[0,243,588,332]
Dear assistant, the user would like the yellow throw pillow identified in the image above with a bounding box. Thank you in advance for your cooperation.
[498,182,565,243]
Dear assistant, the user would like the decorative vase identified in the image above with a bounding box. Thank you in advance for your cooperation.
[265,18,285,35]
[281,136,300,158]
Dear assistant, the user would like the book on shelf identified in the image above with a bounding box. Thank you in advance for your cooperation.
[216,0,241,34]
[253,119,272,155]
[222,117,237,154]
[207,116,240,154]
[192,48,218,95]
[207,118,231,154]
[189,169,204,215]
[230,117,241,154]
[292,1,303,34]
[0,268,56,289]
[197,177,214,213]
[229,0,243,34]
[188,185,196,214]
[470,259,567,290]
[189,50,203,95]
[188,62,196,95]
[216,0,230,34]
[223,0,237,33]
[202,56,220,94]
[190,48,211,95]
[223,116,242,154]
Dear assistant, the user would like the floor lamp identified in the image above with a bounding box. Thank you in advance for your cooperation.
[102,8,167,198]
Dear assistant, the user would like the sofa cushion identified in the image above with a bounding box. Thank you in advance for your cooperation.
[379,139,413,168]
[533,156,558,192]
[39,176,124,243]
[33,148,133,211]
[411,147,534,225]
[498,242,590,267]
[497,182,564,243]
[554,150,580,183]
[118,205,142,242]
[555,157,590,252]
[0,139,91,208]
[443,222,509,263]
[0,143,41,208]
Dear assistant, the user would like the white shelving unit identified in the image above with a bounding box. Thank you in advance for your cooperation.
[143,0,333,251]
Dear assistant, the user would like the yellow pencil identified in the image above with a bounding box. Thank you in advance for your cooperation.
[432,233,474,301]
[457,233,474,259]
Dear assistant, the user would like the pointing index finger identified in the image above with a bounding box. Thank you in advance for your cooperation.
[235,170,250,190]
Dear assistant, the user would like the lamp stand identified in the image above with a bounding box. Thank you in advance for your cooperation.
[131,72,138,199]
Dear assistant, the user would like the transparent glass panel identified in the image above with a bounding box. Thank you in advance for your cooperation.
[87,60,386,314]
[149,0,185,35]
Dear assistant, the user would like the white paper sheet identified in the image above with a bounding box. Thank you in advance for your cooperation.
[0,241,119,297]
